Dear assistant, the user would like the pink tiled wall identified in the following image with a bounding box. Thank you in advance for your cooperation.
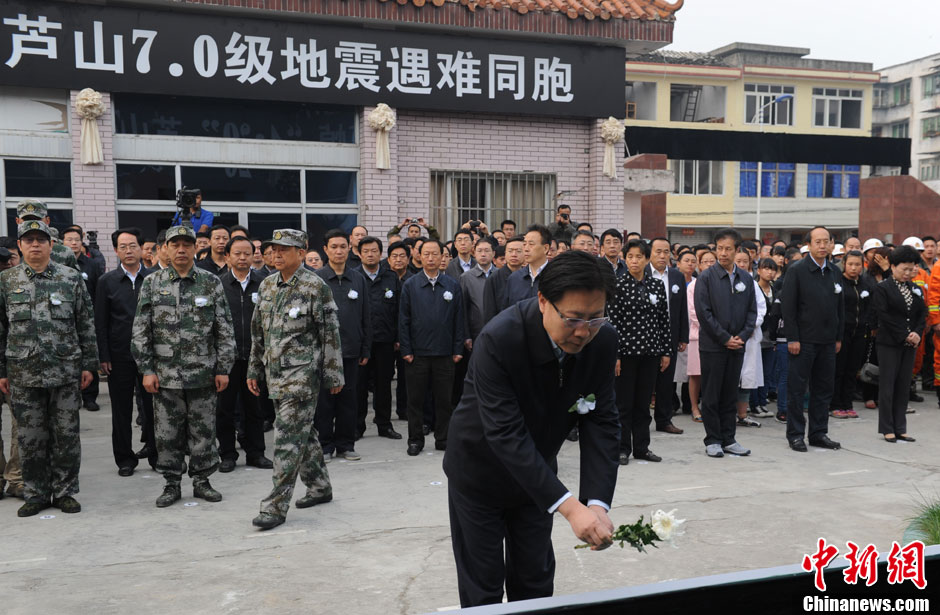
[359,108,625,238]
[70,90,117,267]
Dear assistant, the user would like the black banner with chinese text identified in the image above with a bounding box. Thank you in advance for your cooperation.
[0,0,625,118]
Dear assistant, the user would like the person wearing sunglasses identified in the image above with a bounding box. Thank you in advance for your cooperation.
[443,250,619,607]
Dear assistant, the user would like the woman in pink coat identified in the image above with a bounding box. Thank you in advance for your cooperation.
[687,250,716,422]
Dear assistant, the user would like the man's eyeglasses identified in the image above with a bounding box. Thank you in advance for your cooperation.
[550,301,608,330]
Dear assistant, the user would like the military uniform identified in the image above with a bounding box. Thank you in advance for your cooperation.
[0,221,97,511]
[248,229,344,526]
[15,200,79,271]
[131,226,235,503]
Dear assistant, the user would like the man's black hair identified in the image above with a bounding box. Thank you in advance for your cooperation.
[420,238,445,254]
[500,219,516,230]
[539,250,615,304]
[625,231,642,240]
[600,228,623,244]
[556,238,570,249]
[224,235,253,255]
[576,222,594,233]
[358,235,383,253]
[623,238,651,258]
[156,229,167,245]
[62,225,84,240]
[387,240,411,258]
[650,236,670,248]
[230,224,250,236]
[772,245,787,256]
[506,235,525,246]
[784,247,802,262]
[890,245,921,266]
[494,245,506,258]
[111,227,143,249]
[476,236,498,252]
[923,235,937,244]
[196,230,211,239]
[741,239,758,252]
[525,224,551,246]
[804,226,831,244]
[556,203,571,212]
[352,224,368,234]
[454,228,473,241]
[573,230,595,241]
[209,224,230,237]
[714,228,742,248]
[323,228,350,244]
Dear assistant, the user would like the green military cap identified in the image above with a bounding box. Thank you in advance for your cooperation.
[17,199,48,220]
[164,225,197,243]
[48,227,59,240]
[17,219,52,239]
[264,228,307,250]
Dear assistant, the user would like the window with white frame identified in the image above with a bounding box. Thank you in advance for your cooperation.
[920,158,940,182]
[812,88,863,129]
[923,73,940,98]
[429,170,556,240]
[744,84,794,125]
[892,81,911,106]
[891,122,910,139]
[672,160,723,196]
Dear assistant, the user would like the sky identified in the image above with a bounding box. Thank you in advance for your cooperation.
[664,0,939,70]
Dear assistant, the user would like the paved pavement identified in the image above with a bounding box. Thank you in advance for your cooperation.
[1,384,938,614]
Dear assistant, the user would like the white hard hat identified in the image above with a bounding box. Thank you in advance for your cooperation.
[902,236,925,251]
[832,244,845,256]
[799,245,809,254]
[862,238,884,253]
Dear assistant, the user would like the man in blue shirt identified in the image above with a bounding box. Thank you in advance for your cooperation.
[171,191,213,233]
[399,239,467,456]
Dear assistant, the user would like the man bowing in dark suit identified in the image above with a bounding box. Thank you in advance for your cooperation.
[443,250,620,608]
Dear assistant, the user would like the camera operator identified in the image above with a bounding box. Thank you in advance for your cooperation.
[548,204,577,244]
[389,217,440,241]
[170,188,213,233]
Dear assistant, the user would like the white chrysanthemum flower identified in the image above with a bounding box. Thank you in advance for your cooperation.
[443,290,454,301]
[288,306,300,319]
[347,289,359,300]
[651,509,685,545]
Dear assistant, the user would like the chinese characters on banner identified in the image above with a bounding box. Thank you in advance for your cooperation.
[801,538,927,592]
[0,2,624,117]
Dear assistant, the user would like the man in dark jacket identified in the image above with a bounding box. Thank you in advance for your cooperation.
[648,237,690,435]
[482,236,524,322]
[504,225,550,308]
[355,236,402,440]
[217,236,272,472]
[95,228,154,475]
[315,229,372,461]
[782,226,845,452]
[399,239,467,456]
[444,251,619,607]
[694,228,757,458]
[63,225,102,412]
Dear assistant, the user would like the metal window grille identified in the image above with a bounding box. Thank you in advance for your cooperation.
[429,170,557,240]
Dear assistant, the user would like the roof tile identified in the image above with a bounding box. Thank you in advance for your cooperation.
[364,0,680,21]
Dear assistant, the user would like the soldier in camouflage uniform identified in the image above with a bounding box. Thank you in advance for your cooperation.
[247,229,344,530]
[132,226,236,508]
[15,200,79,271]
[0,220,97,517]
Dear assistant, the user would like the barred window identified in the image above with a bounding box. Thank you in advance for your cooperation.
[429,170,556,240]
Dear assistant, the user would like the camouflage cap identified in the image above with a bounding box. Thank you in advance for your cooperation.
[264,228,307,249]
[17,199,48,220]
[165,225,197,243]
[17,219,52,239]
[48,227,59,240]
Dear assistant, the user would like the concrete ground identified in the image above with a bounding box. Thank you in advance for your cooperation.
[0,383,938,614]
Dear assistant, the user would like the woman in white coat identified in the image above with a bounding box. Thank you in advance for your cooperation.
[734,249,766,428]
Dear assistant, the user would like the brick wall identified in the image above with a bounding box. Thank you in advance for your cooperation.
[859,175,940,243]
[70,90,117,268]
[359,109,626,238]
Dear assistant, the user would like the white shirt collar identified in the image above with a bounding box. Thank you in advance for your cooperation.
[121,262,142,283]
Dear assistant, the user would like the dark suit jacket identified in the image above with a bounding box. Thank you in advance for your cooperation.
[781,256,845,344]
[482,265,514,323]
[445,255,476,279]
[443,297,620,512]
[872,279,926,348]
[694,263,758,353]
[648,264,689,352]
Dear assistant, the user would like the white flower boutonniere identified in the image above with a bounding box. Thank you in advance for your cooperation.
[734,281,746,293]
[50,293,62,306]
[81,272,89,280]
[251,292,259,304]
[568,394,596,415]
[671,284,679,294]
[914,287,923,297]
[384,289,394,299]
[194,296,209,307]
[288,306,300,319]
[834,283,843,294]
[347,289,359,300]
[860,290,870,299]
[443,290,454,302]
[649,293,658,305]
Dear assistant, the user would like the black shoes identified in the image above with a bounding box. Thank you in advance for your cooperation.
[809,435,841,450]
[136,445,154,459]
[156,484,181,508]
[566,427,579,442]
[84,400,100,411]
[434,441,446,451]
[295,491,333,508]
[193,480,222,502]
[422,425,432,436]
[252,512,285,530]
[17,501,48,517]
[247,456,274,469]
[378,427,403,440]
[406,443,423,456]
[618,452,629,465]
[789,439,808,452]
[52,496,81,513]
[219,459,236,473]
[657,423,684,435]
[118,466,135,477]
[263,420,274,432]
[635,450,662,463]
